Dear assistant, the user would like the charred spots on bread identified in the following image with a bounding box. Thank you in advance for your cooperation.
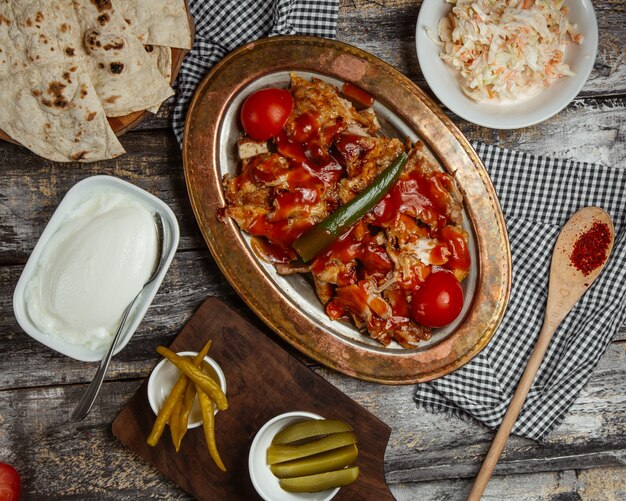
[71,150,88,161]
[105,95,120,104]
[109,62,124,74]
[91,0,112,12]
[84,30,124,54]
[144,45,154,53]
[97,14,110,26]
[60,23,70,33]
[86,111,97,121]
[79,84,89,98]
[46,81,69,109]
[103,39,125,51]
[84,30,101,52]
[65,47,75,56]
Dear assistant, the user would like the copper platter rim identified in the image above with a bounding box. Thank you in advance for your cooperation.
[182,35,512,384]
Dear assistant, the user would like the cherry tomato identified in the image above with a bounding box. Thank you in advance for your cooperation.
[410,270,464,328]
[240,88,293,141]
[0,462,21,501]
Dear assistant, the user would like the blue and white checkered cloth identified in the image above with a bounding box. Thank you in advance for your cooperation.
[171,0,339,143]
[415,142,626,440]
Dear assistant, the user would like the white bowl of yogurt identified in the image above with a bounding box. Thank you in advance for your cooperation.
[13,176,180,362]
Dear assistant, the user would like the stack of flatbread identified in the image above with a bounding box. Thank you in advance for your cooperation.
[0,0,192,162]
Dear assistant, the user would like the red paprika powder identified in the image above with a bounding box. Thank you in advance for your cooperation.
[569,221,611,276]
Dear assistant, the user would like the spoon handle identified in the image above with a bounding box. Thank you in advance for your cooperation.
[71,299,135,421]
[467,318,557,501]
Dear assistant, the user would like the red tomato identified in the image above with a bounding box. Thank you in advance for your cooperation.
[0,462,21,501]
[410,270,464,328]
[240,88,293,141]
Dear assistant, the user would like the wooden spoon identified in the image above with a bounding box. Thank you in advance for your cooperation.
[467,206,614,501]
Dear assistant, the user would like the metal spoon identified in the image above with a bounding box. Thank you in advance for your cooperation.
[467,207,614,500]
[71,212,166,421]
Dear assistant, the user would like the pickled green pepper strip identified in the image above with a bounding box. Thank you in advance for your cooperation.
[272,419,353,445]
[156,346,228,411]
[279,466,360,492]
[270,444,358,478]
[267,431,357,465]
[292,152,408,262]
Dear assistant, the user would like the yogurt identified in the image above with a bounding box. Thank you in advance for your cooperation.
[25,190,158,351]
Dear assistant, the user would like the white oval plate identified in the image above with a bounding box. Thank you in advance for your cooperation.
[13,175,180,362]
[416,0,599,129]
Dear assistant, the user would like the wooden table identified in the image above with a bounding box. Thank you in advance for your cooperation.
[1,1,624,499]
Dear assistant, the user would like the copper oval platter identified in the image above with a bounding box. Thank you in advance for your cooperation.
[182,36,511,384]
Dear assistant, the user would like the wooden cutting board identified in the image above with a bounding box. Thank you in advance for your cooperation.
[112,297,393,500]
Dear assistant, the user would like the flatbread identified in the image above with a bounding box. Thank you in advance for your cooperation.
[0,0,189,161]
[144,44,172,114]
[72,0,174,117]
[115,0,192,49]
[144,44,172,84]
[0,0,124,162]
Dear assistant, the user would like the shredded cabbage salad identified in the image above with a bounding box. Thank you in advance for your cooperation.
[428,0,583,101]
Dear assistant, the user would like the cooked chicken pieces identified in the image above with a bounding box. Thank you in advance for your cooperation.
[222,74,470,347]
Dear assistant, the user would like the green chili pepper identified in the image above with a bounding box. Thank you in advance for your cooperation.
[267,431,357,465]
[292,152,408,262]
[272,419,353,445]
[270,444,358,478]
[279,466,360,492]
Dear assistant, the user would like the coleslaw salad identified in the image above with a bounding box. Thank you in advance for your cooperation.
[427,0,583,102]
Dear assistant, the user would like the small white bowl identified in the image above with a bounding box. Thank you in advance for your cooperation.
[147,351,227,428]
[12,175,180,362]
[248,411,340,501]
[416,0,599,129]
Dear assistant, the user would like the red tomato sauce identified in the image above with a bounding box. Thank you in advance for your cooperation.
[225,76,471,345]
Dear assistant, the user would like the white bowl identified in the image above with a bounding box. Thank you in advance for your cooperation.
[415,0,599,129]
[147,351,227,428]
[12,175,180,362]
[248,411,340,501]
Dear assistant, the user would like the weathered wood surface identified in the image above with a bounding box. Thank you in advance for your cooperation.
[1,0,625,499]
[113,298,393,501]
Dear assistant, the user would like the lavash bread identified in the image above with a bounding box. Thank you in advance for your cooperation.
[144,45,172,114]
[0,0,124,162]
[0,0,188,162]
[73,0,174,117]
[115,0,193,49]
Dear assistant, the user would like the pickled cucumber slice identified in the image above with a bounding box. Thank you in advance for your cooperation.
[279,466,360,492]
[270,444,358,478]
[272,419,353,445]
[267,431,357,465]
